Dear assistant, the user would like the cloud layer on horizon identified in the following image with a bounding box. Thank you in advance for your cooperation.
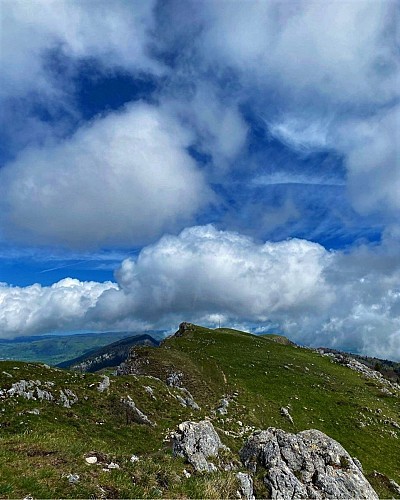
[1,226,399,361]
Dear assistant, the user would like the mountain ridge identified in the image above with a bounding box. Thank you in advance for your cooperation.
[0,322,399,498]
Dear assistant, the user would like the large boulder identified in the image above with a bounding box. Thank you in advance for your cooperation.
[240,428,378,499]
[172,420,226,472]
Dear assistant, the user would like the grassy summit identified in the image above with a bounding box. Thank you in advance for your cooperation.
[0,324,399,498]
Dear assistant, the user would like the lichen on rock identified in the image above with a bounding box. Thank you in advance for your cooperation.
[240,427,378,499]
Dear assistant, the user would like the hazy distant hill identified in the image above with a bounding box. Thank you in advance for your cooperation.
[0,330,165,365]
[57,334,159,372]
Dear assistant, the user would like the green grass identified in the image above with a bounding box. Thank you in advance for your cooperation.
[0,324,399,498]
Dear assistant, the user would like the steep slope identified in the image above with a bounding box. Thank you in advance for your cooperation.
[57,334,159,372]
[0,323,399,498]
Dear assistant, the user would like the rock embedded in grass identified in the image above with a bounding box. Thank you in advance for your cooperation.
[172,420,227,472]
[240,427,378,499]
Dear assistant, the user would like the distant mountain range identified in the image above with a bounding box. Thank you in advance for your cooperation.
[0,330,165,365]
[57,334,159,372]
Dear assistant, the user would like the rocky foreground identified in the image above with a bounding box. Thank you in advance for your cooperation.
[173,419,380,499]
[0,323,399,498]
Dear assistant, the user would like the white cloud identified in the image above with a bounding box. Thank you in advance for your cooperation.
[199,0,398,108]
[336,106,400,217]
[0,278,116,337]
[163,84,248,169]
[0,0,160,101]
[0,103,211,248]
[0,225,399,360]
[193,0,399,220]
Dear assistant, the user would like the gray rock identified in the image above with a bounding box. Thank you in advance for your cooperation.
[66,473,80,483]
[280,406,294,425]
[172,420,226,472]
[236,472,255,500]
[97,375,110,393]
[240,427,378,499]
[167,371,183,387]
[217,397,229,415]
[59,389,78,408]
[121,396,154,426]
[174,387,200,410]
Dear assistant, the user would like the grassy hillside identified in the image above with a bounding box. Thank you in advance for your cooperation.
[0,324,399,498]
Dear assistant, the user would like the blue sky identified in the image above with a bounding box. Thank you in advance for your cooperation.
[0,0,399,359]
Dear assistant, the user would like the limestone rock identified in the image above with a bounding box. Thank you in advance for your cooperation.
[121,396,154,426]
[217,397,229,415]
[175,322,195,337]
[59,389,78,408]
[174,387,200,410]
[172,420,226,472]
[280,406,294,425]
[236,472,255,500]
[97,375,110,393]
[240,427,378,499]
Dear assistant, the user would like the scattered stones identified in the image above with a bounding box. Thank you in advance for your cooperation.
[85,456,98,464]
[66,473,80,484]
[107,462,120,469]
[236,472,255,500]
[130,454,139,463]
[318,350,400,393]
[97,375,110,393]
[183,469,191,478]
[172,420,227,472]
[240,427,378,499]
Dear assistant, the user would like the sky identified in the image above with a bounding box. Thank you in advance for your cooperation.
[0,0,399,360]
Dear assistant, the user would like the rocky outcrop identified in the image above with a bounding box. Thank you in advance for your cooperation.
[3,379,79,407]
[217,397,229,415]
[174,322,195,337]
[240,427,378,499]
[121,396,155,426]
[172,420,227,472]
[59,388,78,408]
[318,350,400,393]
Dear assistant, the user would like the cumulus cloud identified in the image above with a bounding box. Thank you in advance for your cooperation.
[1,225,399,359]
[0,278,116,337]
[0,103,211,248]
